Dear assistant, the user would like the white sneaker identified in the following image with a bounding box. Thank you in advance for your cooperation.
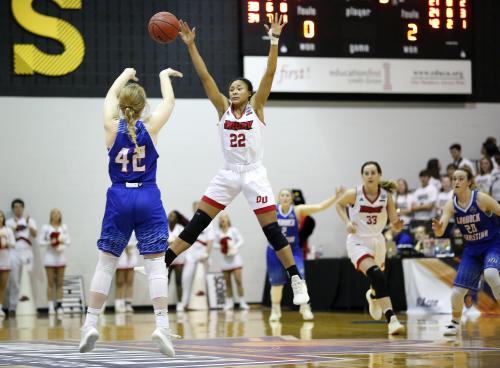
[224,299,234,311]
[48,301,56,315]
[388,316,405,335]
[151,327,176,357]
[0,308,4,318]
[56,307,64,315]
[300,304,314,320]
[291,275,310,305]
[443,322,460,336]
[239,300,250,310]
[125,302,134,313]
[176,303,185,313]
[115,300,126,313]
[269,304,281,322]
[366,289,382,320]
[78,326,100,353]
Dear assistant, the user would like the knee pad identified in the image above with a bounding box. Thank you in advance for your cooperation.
[90,252,119,295]
[484,268,500,300]
[263,222,289,251]
[366,266,388,299]
[178,209,212,245]
[451,286,468,314]
[144,257,168,299]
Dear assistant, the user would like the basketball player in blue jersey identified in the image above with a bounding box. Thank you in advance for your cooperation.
[163,14,309,306]
[268,188,343,322]
[78,67,182,357]
[432,167,500,336]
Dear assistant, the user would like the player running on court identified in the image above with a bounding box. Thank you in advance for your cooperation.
[78,67,182,356]
[163,14,309,305]
[335,161,405,335]
[432,167,500,336]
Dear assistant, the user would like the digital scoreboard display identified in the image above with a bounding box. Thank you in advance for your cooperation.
[242,0,473,95]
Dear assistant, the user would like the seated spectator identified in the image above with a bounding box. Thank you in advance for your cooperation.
[490,158,500,202]
[426,158,442,191]
[446,163,457,178]
[481,138,499,169]
[449,143,476,175]
[436,176,455,237]
[475,156,493,193]
[395,178,413,227]
[414,226,432,256]
[411,170,438,224]
[385,226,413,251]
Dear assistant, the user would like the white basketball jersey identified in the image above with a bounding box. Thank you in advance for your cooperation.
[218,103,265,166]
[349,185,389,236]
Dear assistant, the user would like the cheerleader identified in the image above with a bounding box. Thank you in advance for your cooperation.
[214,213,249,310]
[38,209,71,315]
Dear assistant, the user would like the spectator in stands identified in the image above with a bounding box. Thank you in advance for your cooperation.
[395,179,413,227]
[426,158,442,191]
[481,138,499,169]
[414,226,431,255]
[475,156,493,193]
[411,170,438,224]
[38,209,71,315]
[490,157,500,203]
[436,176,454,237]
[449,143,476,175]
[5,199,37,315]
[384,226,413,254]
[446,163,457,179]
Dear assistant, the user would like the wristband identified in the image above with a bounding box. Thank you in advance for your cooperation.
[268,29,279,45]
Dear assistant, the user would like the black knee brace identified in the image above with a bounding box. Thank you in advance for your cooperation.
[263,222,289,251]
[178,209,213,245]
[366,265,388,299]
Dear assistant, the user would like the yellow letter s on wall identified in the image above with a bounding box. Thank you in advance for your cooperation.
[12,0,85,76]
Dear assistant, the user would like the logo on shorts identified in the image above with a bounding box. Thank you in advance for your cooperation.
[487,257,498,264]
[256,196,268,204]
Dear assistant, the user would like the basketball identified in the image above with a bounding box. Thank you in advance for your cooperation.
[148,12,180,44]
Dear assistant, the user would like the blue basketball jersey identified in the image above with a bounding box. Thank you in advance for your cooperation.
[274,204,300,250]
[108,120,158,184]
[453,190,500,244]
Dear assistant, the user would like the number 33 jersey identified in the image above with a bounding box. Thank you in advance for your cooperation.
[348,185,389,236]
[108,120,158,184]
[218,103,265,166]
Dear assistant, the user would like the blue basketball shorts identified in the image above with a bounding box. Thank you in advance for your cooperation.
[454,239,500,291]
[266,245,305,286]
[97,183,169,257]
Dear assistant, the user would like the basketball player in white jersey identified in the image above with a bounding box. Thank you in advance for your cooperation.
[335,161,405,335]
[163,14,309,305]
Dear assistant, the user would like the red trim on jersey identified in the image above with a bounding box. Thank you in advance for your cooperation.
[356,254,374,270]
[254,204,276,214]
[231,104,245,120]
[202,196,226,210]
[362,186,380,204]
[44,265,66,269]
[196,239,208,246]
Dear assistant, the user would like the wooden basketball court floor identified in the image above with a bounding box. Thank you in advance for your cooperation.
[0,309,499,367]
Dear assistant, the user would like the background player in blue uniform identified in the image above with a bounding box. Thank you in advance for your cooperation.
[268,188,342,322]
[432,167,500,336]
[79,67,182,356]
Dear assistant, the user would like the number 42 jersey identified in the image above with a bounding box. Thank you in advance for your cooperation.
[108,120,158,184]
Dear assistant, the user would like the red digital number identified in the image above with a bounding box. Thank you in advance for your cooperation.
[366,215,378,225]
[230,133,246,147]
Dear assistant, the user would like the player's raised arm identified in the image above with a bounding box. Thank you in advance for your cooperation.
[295,187,345,218]
[251,13,287,113]
[179,20,228,118]
[145,68,183,138]
[432,200,454,237]
[103,68,138,130]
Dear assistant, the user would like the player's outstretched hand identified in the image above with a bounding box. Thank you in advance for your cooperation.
[123,68,138,81]
[431,218,443,235]
[160,68,183,78]
[391,218,404,232]
[264,13,287,37]
[335,186,346,197]
[179,20,196,45]
[346,221,357,234]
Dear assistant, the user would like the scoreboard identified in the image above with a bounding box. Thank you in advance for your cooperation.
[242,0,473,95]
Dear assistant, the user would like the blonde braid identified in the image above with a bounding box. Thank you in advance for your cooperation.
[124,107,140,154]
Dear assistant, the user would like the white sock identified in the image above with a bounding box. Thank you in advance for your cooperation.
[84,307,101,328]
[155,309,169,328]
